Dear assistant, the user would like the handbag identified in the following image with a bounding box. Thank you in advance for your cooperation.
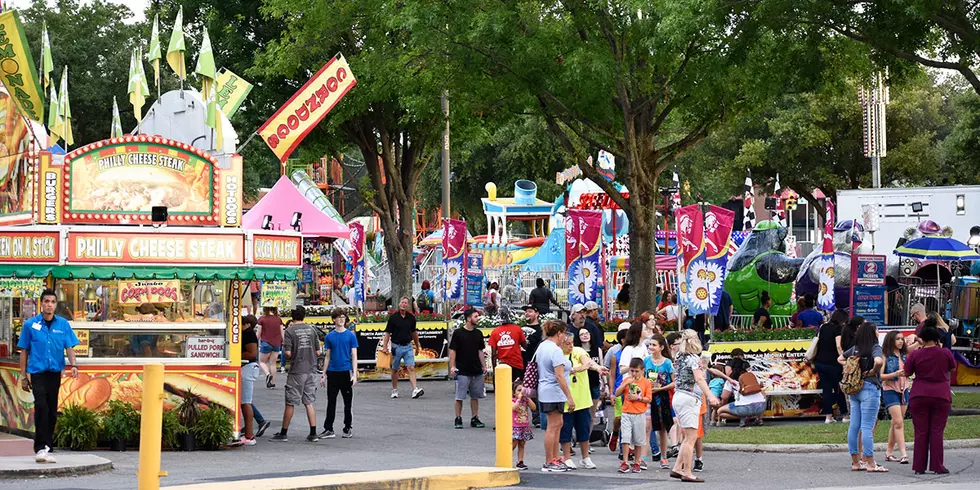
[524,351,540,398]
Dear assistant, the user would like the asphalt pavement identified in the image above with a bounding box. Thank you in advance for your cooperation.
[2,377,979,490]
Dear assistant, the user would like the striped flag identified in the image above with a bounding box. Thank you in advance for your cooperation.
[773,173,786,227]
[817,199,836,311]
[742,169,755,231]
[671,172,681,210]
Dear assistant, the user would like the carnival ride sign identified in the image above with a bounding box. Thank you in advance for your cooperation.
[67,232,244,265]
[62,135,220,225]
[0,231,59,263]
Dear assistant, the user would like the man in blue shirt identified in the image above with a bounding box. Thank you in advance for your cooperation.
[18,288,79,464]
[796,294,823,328]
[319,308,359,439]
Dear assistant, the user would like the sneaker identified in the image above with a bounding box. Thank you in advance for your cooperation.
[666,445,679,459]
[638,459,648,470]
[318,429,336,439]
[825,417,834,424]
[391,389,399,399]
[564,458,577,470]
[693,460,704,472]
[242,437,257,446]
[841,416,850,423]
[454,416,464,429]
[412,387,424,399]
[470,416,485,428]
[306,434,319,443]
[555,458,570,471]
[618,462,631,473]
[608,434,619,451]
[35,447,56,463]
[516,461,528,471]
[270,432,288,442]
[256,420,272,438]
[660,458,671,469]
[342,428,353,438]
[589,447,595,454]
[580,457,597,469]
[542,460,567,473]
[652,452,662,460]
[631,463,642,473]
[618,452,623,461]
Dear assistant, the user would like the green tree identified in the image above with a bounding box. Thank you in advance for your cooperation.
[427,0,842,314]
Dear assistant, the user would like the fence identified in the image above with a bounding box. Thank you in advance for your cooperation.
[730,314,794,330]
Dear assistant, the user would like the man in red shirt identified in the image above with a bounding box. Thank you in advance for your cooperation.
[489,309,527,381]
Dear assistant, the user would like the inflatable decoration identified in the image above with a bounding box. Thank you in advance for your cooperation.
[723,220,804,315]
[795,220,873,309]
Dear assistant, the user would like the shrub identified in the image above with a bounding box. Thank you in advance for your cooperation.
[54,404,99,450]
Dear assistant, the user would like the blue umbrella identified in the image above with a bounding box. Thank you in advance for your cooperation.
[894,235,980,304]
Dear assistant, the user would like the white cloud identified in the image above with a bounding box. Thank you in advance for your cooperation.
[6,0,148,23]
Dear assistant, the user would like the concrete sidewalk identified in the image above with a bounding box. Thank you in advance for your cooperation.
[0,454,112,479]
[165,466,519,490]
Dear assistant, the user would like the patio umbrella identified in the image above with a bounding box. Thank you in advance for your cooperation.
[894,235,980,305]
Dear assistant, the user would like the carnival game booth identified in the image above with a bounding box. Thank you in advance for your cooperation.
[0,135,301,438]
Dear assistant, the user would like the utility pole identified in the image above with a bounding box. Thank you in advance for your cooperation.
[441,90,451,218]
[860,71,889,188]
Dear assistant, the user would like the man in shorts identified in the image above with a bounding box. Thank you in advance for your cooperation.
[450,308,488,429]
[270,306,322,442]
[381,297,424,399]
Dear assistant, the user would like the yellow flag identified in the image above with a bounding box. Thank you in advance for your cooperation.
[166,6,186,80]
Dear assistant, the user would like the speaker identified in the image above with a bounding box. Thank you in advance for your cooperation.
[151,206,168,223]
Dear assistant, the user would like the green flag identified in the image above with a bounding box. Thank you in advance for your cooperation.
[147,14,162,88]
[40,21,53,88]
[195,29,216,98]
[54,67,72,146]
[47,83,60,143]
[111,96,123,138]
[166,6,186,80]
[128,48,150,122]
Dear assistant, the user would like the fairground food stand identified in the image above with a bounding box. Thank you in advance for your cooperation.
[0,135,300,438]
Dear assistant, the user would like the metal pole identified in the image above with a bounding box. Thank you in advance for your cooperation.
[871,155,881,188]
[494,364,514,468]
[441,90,450,219]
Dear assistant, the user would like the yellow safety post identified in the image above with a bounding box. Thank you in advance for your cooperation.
[138,363,168,490]
[494,364,513,469]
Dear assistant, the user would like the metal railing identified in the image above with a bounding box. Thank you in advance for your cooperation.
[730,314,794,330]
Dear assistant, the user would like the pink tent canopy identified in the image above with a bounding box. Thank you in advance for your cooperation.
[243,176,349,239]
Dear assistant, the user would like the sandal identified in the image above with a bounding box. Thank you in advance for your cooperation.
[851,461,868,471]
[884,455,900,463]
[867,464,889,473]
[669,471,683,479]
[681,476,705,483]
[900,457,909,465]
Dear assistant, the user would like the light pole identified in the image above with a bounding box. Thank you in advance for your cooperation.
[859,72,889,188]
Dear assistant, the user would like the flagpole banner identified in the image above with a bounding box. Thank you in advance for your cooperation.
[0,10,44,122]
[348,222,366,304]
[742,170,755,231]
[671,172,681,211]
[676,205,708,314]
[215,68,253,118]
[442,219,467,301]
[258,54,357,163]
[818,199,836,311]
[774,173,786,227]
[568,209,602,306]
[702,205,736,315]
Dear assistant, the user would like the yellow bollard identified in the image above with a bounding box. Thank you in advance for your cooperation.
[494,364,513,469]
[137,363,168,490]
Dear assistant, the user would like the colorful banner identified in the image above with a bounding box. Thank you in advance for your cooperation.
[0,278,43,297]
[252,234,301,266]
[442,219,467,301]
[258,54,357,163]
[676,205,708,314]
[63,136,219,225]
[567,209,601,306]
[0,231,59,263]
[214,68,253,119]
[118,279,181,304]
[0,11,44,123]
[0,90,36,225]
[818,199,836,311]
[261,282,294,310]
[564,211,580,273]
[702,205,735,315]
[465,253,484,307]
[67,231,245,265]
[348,222,365,304]
[218,154,243,227]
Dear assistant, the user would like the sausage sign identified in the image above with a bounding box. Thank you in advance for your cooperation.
[258,54,357,163]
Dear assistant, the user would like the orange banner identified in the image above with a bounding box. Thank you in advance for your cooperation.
[67,231,244,265]
[0,231,59,263]
[252,234,301,266]
[258,54,356,163]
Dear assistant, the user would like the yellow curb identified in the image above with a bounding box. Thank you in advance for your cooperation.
[165,466,520,490]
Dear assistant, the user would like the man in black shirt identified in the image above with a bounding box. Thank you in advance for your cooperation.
[450,308,487,429]
[528,278,560,314]
[582,301,605,343]
[381,297,424,399]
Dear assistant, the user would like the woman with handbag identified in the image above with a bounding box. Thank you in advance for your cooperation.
[811,310,850,424]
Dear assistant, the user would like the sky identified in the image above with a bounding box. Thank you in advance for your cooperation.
[6,0,149,22]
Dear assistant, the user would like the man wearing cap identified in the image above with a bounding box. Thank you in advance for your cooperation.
[571,304,604,351]
[489,307,527,381]
[583,301,605,345]
[450,308,488,429]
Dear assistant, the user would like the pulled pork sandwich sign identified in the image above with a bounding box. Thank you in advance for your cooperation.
[62,135,223,225]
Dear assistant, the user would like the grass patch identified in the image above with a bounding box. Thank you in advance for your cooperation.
[952,392,980,409]
[705,415,980,445]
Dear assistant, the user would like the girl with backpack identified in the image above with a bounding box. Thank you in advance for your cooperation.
[839,321,886,473]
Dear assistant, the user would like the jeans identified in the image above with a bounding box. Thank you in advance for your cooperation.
[324,371,354,431]
[910,395,951,473]
[251,403,265,424]
[279,346,287,369]
[650,427,660,456]
[30,372,62,453]
[847,381,881,458]
[814,362,848,416]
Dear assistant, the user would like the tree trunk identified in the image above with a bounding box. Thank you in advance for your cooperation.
[628,179,660,317]
[385,227,414,307]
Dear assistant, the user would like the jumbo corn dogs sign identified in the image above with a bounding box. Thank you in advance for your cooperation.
[258,54,356,163]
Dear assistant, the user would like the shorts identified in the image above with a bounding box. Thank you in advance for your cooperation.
[540,402,565,414]
[285,373,316,406]
[883,389,909,408]
[513,425,534,441]
[260,341,280,354]
[614,396,623,418]
[391,343,415,369]
[240,362,260,404]
[620,412,647,447]
[727,401,766,418]
[698,395,708,438]
[672,391,702,429]
[560,409,592,444]
[590,386,601,401]
[454,375,486,400]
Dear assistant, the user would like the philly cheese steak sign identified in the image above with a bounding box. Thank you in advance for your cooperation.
[68,232,245,265]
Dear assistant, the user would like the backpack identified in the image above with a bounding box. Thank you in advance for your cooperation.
[523,351,539,398]
[416,291,431,310]
[841,355,866,395]
[738,371,762,396]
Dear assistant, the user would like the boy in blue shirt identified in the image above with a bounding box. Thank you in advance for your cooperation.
[319,308,359,439]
